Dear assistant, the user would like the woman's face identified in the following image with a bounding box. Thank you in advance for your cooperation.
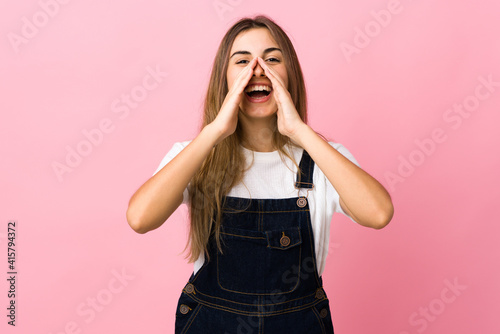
[227,28,288,120]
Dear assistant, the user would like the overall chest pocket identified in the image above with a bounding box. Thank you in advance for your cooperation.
[216,225,302,295]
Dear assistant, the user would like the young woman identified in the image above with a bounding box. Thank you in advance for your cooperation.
[127,15,393,334]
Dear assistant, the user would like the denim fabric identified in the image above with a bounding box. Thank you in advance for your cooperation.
[175,150,334,334]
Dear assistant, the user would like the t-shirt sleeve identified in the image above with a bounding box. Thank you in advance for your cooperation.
[325,142,361,220]
[152,140,192,204]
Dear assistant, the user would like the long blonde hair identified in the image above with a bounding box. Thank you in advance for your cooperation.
[185,15,308,264]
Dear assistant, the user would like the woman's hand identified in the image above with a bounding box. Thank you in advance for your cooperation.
[210,57,258,144]
[257,57,306,142]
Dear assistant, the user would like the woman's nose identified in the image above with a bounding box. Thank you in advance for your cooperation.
[253,62,265,76]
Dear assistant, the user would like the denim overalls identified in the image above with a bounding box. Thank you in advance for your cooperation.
[175,150,335,333]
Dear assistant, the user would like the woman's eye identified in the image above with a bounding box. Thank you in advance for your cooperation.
[236,59,249,64]
[267,58,280,62]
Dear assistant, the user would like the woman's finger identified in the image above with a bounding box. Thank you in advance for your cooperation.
[256,58,278,90]
[232,57,257,94]
[257,57,286,89]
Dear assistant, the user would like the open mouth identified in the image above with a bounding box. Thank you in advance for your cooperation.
[244,84,272,99]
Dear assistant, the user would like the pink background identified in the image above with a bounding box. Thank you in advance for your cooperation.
[2,0,499,333]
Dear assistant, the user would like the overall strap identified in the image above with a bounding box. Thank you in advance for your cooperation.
[294,149,315,189]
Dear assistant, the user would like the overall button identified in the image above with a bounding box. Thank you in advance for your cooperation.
[319,308,328,318]
[280,232,291,247]
[179,304,191,314]
[297,197,307,208]
[315,288,325,299]
[184,283,194,294]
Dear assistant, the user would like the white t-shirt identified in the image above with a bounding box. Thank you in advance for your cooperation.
[153,141,360,277]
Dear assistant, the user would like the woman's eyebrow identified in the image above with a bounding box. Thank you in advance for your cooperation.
[230,47,282,59]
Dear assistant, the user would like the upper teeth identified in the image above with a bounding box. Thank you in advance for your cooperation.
[245,85,272,93]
